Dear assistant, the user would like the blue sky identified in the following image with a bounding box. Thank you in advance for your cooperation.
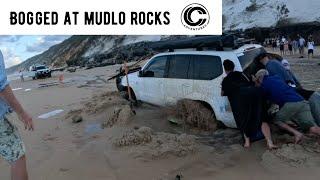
[0,35,70,68]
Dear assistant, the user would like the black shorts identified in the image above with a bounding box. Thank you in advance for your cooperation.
[280,45,284,51]
[308,49,314,54]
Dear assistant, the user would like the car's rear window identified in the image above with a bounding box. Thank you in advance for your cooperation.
[165,54,222,80]
[192,55,222,80]
[167,55,191,79]
[238,47,266,70]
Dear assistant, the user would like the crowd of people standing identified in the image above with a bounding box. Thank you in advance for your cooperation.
[266,34,315,59]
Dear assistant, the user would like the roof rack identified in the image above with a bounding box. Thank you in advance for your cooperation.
[150,34,256,52]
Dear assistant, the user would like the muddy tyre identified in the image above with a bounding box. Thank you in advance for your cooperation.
[119,91,129,99]
[176,99,217,131]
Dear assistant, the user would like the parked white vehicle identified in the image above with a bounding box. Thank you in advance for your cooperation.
[28,65,52,80]
[117,44,266,128]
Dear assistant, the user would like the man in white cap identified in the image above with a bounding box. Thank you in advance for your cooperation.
[0,49,33,180]
[281,59,320,126]
[281,59,301,88]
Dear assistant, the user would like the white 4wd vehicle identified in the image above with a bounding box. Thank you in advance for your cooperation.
[29,65,52,80]
[117,44,266,128]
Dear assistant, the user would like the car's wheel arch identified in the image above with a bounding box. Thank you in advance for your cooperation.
[119,86,137,100]
[190,100,217,118]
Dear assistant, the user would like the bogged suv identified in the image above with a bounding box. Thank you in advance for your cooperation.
[29,65,52,80]
[117,44,266,128]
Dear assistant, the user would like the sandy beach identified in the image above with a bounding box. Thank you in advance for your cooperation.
[1,50,320,180]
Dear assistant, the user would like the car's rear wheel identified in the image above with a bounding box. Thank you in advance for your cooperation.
[176,99,218,131]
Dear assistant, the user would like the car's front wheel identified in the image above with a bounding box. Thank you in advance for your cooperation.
[119,88,138,106]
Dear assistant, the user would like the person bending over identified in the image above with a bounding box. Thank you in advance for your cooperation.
[254,53,296,87]
[281,59,320,126]
[255,53,320,126]
[254,69,320,143]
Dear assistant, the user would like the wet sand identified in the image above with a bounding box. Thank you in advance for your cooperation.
[0,50,320,180]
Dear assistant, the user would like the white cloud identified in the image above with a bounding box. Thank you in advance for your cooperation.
[1,47,23,68]
[0,35,70,69]
[7,57,22,68]
[26,35,70,53]
[0,36,22,44]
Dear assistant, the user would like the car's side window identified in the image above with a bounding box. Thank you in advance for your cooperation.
[167,55,191,79]
[192,55,223,80]
[144,56,167,78]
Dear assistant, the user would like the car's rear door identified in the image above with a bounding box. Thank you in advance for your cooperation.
[163,54,193,105]
[190,55,234,126]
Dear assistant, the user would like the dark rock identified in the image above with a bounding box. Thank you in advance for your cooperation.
[67,67,77,73]
[72,115,83,123]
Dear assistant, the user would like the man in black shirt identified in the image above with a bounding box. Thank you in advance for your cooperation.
[221,60,276,149]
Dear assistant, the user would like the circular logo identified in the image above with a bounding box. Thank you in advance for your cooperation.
[181,3,210,30]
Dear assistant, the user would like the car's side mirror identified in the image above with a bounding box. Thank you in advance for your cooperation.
[145,71,154,77]
[138,70,154,77]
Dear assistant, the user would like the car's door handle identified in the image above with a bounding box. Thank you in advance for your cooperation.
[182,84,191,87]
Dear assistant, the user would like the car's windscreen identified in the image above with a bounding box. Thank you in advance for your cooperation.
[237,47,266,70]
[36,66,46,70]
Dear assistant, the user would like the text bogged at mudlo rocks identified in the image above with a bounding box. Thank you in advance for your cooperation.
[9,11,171,26]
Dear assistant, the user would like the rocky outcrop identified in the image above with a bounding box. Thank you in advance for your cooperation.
[6,35,185,74]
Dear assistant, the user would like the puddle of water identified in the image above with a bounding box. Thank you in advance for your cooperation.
[84,123,102,134]
[38,109,64,119]
[12,88,23,91]
[25,89,31,92]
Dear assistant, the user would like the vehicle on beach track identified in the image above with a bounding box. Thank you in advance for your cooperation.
[117,44,266,128]
[29,65,52,80]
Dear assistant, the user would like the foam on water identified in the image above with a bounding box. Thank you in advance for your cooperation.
[12,88,23,91]
[38,109,64,119]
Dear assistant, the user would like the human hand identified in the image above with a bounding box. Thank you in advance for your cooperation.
[19,111,34,131]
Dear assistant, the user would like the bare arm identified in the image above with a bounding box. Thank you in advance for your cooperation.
[0,85,33,130]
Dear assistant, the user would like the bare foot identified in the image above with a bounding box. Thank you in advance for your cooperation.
[243,137,250,148]
[244,142,250,148]
[267,142,278,150]
[294,133,303,144]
